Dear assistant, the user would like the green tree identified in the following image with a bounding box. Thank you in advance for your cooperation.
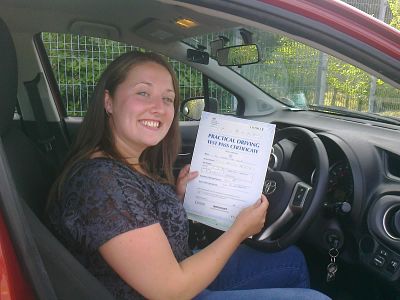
[388,0,400,29]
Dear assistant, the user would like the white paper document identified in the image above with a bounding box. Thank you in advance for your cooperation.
[183,112,276,231]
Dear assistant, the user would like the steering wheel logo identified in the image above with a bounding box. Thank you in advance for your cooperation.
[263,180,277,195]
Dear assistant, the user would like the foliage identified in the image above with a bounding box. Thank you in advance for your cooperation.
[42,33,137,116]
[388,0,400,29]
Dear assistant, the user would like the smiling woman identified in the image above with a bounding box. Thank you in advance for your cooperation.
[103,61,176,161]
[48,51,182,191]
[45,51,330,299]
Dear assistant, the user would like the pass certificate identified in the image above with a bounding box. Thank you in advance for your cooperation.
[183,112,276,231]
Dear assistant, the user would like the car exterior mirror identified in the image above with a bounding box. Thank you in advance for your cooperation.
[216,44,260,66]
[180,97,218,120]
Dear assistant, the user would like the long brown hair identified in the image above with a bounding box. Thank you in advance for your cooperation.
[47,51,181,207]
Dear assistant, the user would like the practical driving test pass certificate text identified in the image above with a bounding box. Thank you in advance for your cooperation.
[183,112,276,231]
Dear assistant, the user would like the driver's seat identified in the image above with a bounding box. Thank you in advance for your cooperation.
[0,17,114,299]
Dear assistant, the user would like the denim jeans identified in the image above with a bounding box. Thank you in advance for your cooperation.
[195,288,330,299]
[194,244,331,300]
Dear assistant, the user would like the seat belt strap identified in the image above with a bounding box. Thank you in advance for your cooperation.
[23,73,56,153]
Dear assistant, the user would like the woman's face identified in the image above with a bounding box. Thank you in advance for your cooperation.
[104,61,175,159]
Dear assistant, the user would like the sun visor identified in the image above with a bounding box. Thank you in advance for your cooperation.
[69,21,120,40]
[133,18,196,43]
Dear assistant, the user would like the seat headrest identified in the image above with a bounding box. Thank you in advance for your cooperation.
[0,18,18,136]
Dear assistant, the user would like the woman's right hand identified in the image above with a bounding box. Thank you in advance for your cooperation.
[230,194,269,240]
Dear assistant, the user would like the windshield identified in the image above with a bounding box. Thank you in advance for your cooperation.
[184,26,400,122]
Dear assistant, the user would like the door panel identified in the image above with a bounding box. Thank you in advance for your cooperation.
[173,122,199,176]
[64,117,83,142]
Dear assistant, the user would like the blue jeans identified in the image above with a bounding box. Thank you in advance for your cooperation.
[195,288,330,299]
[194,244,331,300]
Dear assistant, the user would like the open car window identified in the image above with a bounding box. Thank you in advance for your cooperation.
[41,27,400,123]
[40,33,238,120]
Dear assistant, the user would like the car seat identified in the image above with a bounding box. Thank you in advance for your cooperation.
[0,17,114,300]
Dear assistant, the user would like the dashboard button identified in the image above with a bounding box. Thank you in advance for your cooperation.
[378,248,388,257]
[291,184,310,208]
[372,255,386,268]
[386,259,399,274]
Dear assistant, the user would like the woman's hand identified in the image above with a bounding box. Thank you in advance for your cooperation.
[176,164,198,202]
[230,194,269,240]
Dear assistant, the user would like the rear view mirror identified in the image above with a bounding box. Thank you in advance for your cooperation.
[216,44,260,66]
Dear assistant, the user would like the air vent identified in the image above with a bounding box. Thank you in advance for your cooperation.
[387,152,400,178]
[383,204,400,240]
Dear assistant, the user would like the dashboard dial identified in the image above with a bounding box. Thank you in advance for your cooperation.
[327,161,353,203]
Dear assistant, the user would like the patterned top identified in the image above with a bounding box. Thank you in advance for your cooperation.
[48,158,192,299]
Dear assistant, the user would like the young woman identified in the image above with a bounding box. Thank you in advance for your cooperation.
[47,51,330,300]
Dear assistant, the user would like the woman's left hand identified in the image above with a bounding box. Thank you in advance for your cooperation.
[176,164,198,202]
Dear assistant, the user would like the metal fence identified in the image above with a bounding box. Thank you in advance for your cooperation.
[43,35,141,116]
[43,33,237,117]
[41,0,400,117]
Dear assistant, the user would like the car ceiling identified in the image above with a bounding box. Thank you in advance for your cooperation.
[0,0,238,45]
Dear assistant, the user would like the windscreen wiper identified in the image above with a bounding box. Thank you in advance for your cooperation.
[307,104,400,126]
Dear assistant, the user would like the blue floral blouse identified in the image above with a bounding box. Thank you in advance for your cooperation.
[48,158,192,299]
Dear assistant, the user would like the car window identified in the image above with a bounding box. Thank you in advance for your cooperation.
[40,33,237,119]
[185,27,400,121]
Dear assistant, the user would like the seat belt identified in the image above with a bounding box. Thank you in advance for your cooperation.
[23,73,57,158]
[15,99,27,133]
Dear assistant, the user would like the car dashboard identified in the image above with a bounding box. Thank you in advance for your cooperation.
[269,113,400,283]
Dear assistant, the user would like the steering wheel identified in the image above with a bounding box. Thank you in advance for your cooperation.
[247,127,329,251]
